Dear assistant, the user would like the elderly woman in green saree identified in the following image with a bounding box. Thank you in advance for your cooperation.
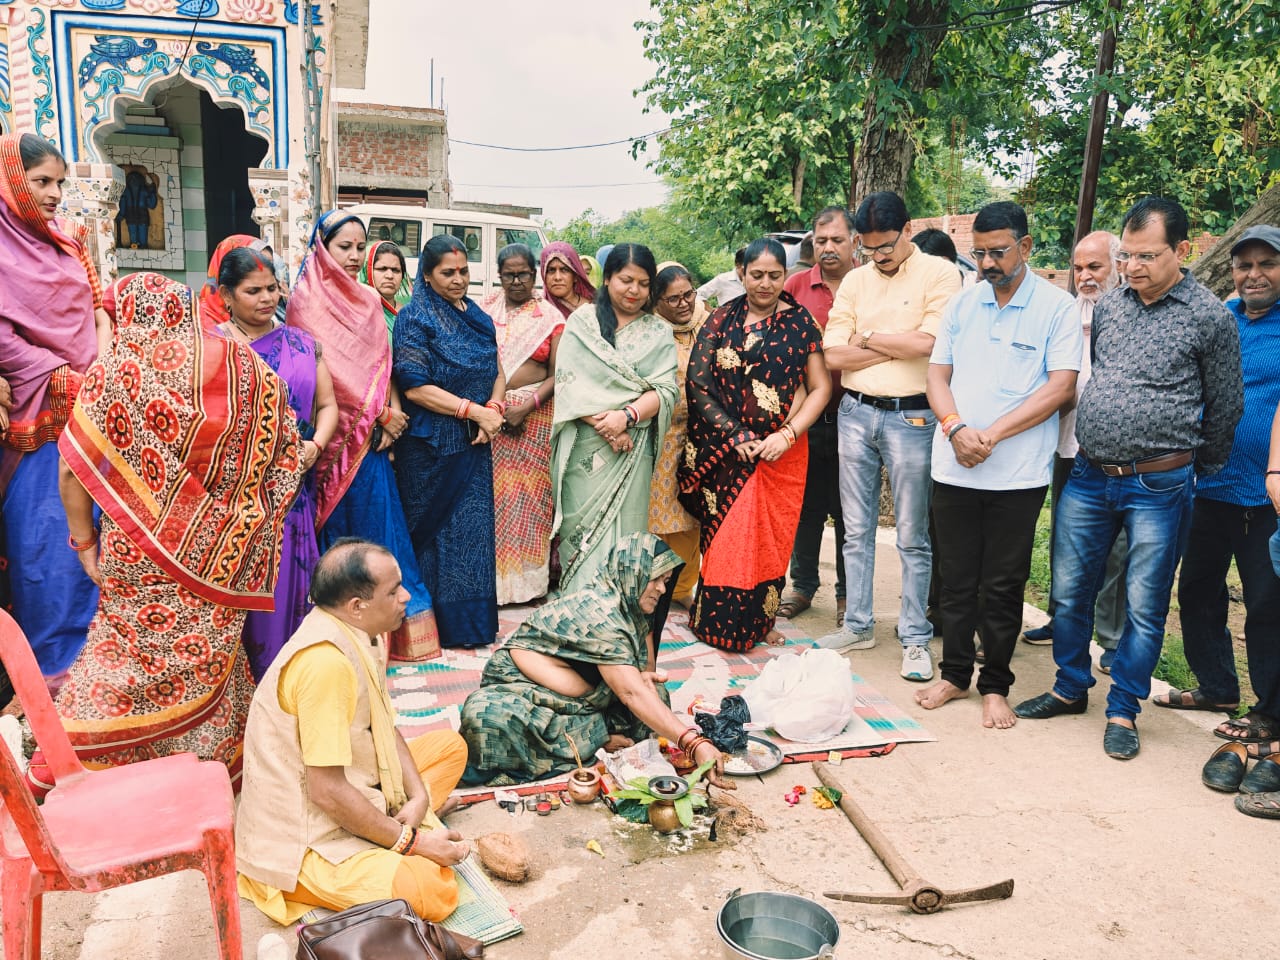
[458,533,728,786]
[550,243,678,593]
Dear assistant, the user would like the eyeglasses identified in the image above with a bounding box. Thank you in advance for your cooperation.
[1114,249,1169,264]
[661,290,695,308]
[857,230,903,258]
[500,271,534,284]
[969,246,1017,262]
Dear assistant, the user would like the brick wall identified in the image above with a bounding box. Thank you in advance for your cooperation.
[339,121,433,180]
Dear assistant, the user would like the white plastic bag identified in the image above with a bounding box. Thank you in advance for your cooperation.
[741,648,855,742]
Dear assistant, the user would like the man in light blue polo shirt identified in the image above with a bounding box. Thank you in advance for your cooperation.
[914,201,1080,730]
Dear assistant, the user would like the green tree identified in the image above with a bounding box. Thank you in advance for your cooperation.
[545,205,735,284]
[1017,0,1280,251]
[636,1,1057,233]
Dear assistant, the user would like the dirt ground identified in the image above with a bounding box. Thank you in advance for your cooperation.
[13,528,1276,960]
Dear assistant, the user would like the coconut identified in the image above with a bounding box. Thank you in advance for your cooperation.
[475,832,533,883]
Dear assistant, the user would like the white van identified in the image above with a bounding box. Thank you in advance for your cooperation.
[346,204,550,299]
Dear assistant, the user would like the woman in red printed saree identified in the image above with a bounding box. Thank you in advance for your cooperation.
[678,238,830,652]
[26,273,303,793]
[481,242,563,604]
[0,133,112,685]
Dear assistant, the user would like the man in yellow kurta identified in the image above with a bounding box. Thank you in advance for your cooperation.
[236,539,469,922]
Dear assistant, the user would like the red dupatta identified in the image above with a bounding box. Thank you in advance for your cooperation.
[0,133,99,490]
[58,273,303,608]
[197,233,266,331]
[286,217,391,527]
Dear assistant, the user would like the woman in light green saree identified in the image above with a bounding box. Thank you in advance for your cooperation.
[551,243,678,593]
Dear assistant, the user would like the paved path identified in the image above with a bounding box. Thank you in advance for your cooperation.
[23,527,1270,959]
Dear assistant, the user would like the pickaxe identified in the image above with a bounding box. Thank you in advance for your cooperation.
[812,761,1014,915]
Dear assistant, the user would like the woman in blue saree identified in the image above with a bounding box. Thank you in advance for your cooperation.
[393,235,504,648]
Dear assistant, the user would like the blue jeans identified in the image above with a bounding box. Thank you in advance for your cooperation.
[835,394,934,645]
[1051,455,1195,719]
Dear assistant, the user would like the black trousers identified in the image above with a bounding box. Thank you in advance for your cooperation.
[787,413,845,599]
[932,482,1047,697]
[1177,498,1280,719]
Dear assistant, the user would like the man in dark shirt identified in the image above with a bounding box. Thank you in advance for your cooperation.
[1154,225,1280,749]
[778,207,855,625]
[1015,196,1244,760]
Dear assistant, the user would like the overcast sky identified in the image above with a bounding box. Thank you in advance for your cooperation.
[337,0,671,226]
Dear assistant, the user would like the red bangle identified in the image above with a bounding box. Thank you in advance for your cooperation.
[456,399,471,420]
[485,399,506,415]
[69,531,99,552]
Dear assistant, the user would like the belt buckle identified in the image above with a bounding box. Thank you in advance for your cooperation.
[1100,462,1125,478]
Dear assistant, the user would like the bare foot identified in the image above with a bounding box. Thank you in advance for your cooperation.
[914,680,970,710]
[982,694,1017,729]
[764,628,787,646]
[436,793,462,819]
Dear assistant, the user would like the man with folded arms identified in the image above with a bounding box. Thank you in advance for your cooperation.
[237,539,470,922]
[818,191,961,683]
[1015,197,1243,760]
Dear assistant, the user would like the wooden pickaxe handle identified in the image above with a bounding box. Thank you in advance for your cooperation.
[812,761,1014,915]
[812,761,920,891]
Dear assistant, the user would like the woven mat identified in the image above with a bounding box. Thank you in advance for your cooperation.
[387,605,933,799]
[295,856,522,946]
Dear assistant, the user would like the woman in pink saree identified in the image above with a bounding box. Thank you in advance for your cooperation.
[286,210,440,660]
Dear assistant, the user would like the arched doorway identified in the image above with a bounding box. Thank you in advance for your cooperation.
[94,76,269,289]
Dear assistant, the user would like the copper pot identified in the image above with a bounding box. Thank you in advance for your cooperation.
[566,768,601,804]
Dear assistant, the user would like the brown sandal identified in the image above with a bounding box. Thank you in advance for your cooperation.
[776,592,812,619]
[1152,687,1238,713]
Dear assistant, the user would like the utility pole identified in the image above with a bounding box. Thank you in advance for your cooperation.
[1069,0,1123,293]
[300,1,323,223]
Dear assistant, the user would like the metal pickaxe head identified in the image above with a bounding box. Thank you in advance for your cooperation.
[825,878,1015,915]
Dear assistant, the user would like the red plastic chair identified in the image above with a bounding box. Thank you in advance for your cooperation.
[0,610,242,960]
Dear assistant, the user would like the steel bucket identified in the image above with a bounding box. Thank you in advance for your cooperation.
[716,889,839,960]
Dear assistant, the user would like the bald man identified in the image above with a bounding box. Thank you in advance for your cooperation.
[1021,231,1127,671]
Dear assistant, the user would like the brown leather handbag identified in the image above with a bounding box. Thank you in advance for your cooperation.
[295,898,484,960]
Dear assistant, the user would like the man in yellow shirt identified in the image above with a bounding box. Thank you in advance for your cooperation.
[236,539,470,923]
[818,191,962,683]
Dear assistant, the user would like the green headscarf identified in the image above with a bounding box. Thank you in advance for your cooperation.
[505,532,682,667]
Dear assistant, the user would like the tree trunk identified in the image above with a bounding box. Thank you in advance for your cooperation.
[850,2,952,201]
[1188,182,1280,299]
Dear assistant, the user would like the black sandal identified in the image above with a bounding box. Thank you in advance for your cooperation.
[1215,712,1280,743]
[1152,687,1238,713]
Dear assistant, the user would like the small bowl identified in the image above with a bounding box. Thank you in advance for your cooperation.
[646,775,689,800]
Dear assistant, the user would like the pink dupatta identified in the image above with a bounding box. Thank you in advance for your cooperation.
[286,232,391,528]
[0,133,98,490]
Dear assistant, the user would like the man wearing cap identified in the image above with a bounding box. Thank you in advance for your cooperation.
[1015,196,1243,760]
[1152,224,1280,749]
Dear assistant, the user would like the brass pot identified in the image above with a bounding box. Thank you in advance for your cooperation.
[566,768,601,804]
[648,799,681,833]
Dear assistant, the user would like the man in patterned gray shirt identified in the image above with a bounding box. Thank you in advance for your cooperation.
[1015,196,1243,760]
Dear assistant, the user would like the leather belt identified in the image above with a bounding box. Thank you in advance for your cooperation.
[844,389,931,412]
[1086,450,1193,477]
